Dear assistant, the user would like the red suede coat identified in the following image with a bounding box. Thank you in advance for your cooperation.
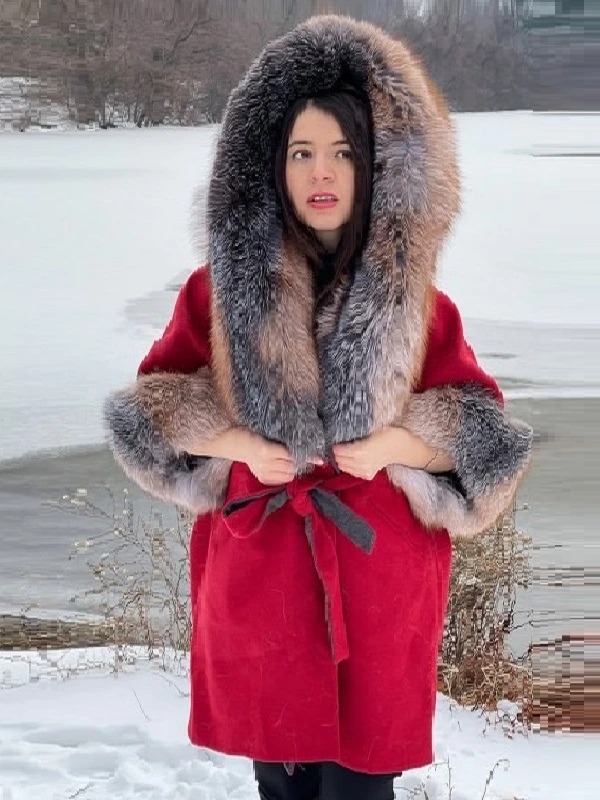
[138,266,502,775]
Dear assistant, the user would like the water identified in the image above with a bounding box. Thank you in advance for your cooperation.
[1,114,599,464]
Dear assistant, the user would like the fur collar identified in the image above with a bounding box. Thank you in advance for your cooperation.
[205,15,460,467]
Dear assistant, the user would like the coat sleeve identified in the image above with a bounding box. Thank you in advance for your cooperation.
[387,289,533,539]
[103,266,233,515]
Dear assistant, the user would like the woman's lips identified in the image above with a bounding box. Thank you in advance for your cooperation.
[307,193,339,210]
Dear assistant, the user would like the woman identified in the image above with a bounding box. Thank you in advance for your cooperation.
[105,15,533,800]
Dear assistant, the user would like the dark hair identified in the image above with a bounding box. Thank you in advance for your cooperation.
[273,85,374,304]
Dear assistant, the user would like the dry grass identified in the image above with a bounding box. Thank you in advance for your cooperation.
[437,506,534,729]
[37,487,192,669]
[529,634,600,732]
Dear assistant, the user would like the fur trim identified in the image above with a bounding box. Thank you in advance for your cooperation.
[207,15,460,466]
[104,368,232,514]
[105,16,531,531]
[388,385,534,537]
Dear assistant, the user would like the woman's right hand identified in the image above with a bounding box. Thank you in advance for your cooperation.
[188,427,322,485]
[237,429,298,486]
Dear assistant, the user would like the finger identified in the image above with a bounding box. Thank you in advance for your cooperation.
[333,445,357,459]
[259,475,291,486]
[333,456,355,469]
[266,467,296,482]
[267,445,295,463]
[260,476,287,486]
[272,454,295,463]
[337,461,369,479]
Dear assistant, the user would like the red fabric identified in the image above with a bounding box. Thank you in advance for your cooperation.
[417,290,503,405]
[137,266,498,774]
[137,272,212,376]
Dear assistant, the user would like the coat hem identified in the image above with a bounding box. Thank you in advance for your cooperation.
[187,724,434,776]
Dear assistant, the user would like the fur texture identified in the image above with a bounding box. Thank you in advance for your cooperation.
[104,15,533,537]
[104,368,231,514]
[207,15,460,467]
[392,385,533,536]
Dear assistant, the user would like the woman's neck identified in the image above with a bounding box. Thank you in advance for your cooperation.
[314,228,341,252]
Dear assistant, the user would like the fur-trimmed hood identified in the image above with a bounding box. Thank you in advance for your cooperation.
[206,15,460,466]
[104,15,533,541]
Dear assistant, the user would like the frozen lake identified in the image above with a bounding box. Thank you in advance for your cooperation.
[1,112,599,463]
[0,125,217,462]
[0,113,598,655]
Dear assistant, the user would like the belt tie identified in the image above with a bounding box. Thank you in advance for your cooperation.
[222,471,375,664]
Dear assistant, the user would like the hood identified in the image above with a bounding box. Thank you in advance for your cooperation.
[204,14,461,465]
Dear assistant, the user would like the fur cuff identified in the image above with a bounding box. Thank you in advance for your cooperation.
[103,368,232,515]
[388,384,533,538]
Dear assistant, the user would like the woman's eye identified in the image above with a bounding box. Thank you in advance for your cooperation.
[292,150,310,160]
[336,150,352,159]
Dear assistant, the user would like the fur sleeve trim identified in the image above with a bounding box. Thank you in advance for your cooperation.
[104,368,232,514]
[387,383,533,538]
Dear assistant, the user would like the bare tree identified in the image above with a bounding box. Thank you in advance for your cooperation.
[0,0,595,127]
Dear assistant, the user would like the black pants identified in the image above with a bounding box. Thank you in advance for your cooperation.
[253,760,397,800]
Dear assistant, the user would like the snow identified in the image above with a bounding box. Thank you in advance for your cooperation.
[0,647,595,799]
[1,112,597,797]
[1,112,599,462]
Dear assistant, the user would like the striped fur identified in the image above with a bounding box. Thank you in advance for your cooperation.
[104,15,532,534]
[104,368,232,514]
[207,15,459,467]
[389,385,533,536]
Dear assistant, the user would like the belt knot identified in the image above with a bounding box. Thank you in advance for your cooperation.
[222,469,376,664]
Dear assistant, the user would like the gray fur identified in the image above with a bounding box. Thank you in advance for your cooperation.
[207,17,427,454]
[104,391,230,514]
[392,384,534,536]
[450,384,533,498]
[104,392,175,475]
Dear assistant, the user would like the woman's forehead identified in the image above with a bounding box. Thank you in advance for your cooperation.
[289,106,345,143]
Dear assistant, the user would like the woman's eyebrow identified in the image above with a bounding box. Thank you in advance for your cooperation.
[288,138,350,148]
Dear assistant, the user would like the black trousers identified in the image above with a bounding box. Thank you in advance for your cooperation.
[253,760,397,800]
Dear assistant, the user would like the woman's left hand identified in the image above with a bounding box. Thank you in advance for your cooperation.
[332,426,405,480]
[333,425,454,479]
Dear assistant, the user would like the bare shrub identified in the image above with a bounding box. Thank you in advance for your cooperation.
[438,505,533,727]
[52,487,193,672]
[50,480,534,728]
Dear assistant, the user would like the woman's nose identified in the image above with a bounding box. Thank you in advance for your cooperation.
[311,154,334,182]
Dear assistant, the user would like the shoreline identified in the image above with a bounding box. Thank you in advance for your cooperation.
[0,396,597,654]
[0,389,596,470]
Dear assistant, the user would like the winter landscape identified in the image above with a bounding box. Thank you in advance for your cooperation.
[1,106,599,798]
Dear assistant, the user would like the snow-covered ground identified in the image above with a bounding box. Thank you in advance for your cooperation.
[0,78,70,132]
[0,646,595,800]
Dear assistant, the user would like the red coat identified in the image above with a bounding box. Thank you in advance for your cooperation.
[138,266,502,775]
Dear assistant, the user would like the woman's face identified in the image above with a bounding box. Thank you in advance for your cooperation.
[284,104,355,252]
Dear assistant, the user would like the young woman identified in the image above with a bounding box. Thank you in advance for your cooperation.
[105,15,533,800]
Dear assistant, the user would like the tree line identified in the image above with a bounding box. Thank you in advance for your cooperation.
[0,0,593,128]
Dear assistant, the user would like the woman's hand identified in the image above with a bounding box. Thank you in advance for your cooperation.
[332,427,397,481]
[188,427,323,486]
[333,425,454,480]
[238,430,299,486]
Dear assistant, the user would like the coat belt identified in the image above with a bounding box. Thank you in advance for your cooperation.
[222,472,376,664]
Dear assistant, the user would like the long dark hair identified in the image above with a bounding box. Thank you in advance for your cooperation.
[273,85,374,303]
